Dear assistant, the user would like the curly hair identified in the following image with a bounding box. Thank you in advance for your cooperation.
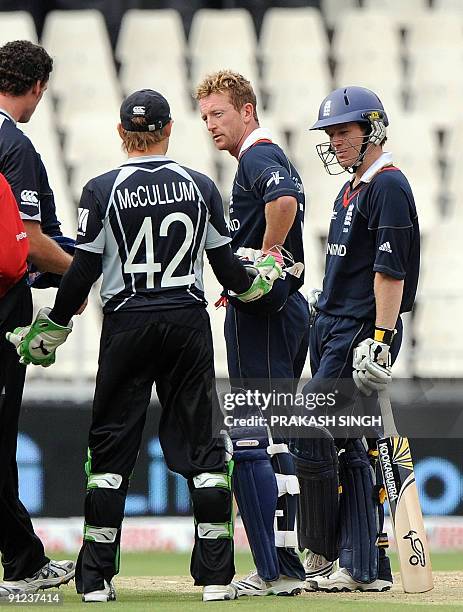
[195,69,258,121]
[0,40,53,96]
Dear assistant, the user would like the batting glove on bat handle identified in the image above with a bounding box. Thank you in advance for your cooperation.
[353,336,392,395]
[307,288,322,325]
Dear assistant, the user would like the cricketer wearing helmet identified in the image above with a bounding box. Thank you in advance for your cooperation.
[289,86,420,592]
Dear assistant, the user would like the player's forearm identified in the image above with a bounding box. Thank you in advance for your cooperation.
[262,196,297,251]
[25,221,72,275]
[206,244,251,294]
[50,249,102,325]
[374,272,404,330]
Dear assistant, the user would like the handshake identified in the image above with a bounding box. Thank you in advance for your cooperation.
[5,250,285,368]
[6,307,72,368]
[232,248,284,303]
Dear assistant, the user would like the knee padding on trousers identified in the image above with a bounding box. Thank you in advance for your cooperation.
[84,472,126,534]
[290,431,339,561]
[338,439,380,583]
[231,427,279,582]
[190,471,233,540]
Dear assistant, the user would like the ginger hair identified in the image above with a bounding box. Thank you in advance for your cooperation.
[195,69,258,121]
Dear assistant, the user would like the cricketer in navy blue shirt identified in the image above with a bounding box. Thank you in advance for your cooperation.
[229,128,305,293]
[318,152,420,321]
[0,109,62,237]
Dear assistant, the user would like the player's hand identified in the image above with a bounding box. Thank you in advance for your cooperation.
[6,307,73,367]
[233,254,283,303]
[307,288,322,325]
[353,337,392,396]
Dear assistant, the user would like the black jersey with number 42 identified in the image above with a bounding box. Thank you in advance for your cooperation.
[76,155,231,313]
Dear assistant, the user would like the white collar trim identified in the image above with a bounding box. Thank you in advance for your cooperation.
[0,108,16,125]
[358,152,393,183]
[238,127,273,158]
[121,154,171,165]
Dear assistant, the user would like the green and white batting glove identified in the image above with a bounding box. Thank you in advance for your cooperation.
[6,307,73,367]
[232,254,283,303]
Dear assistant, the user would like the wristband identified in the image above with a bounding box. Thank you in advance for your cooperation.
[374,327,395,346]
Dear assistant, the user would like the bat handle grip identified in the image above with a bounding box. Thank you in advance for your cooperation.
[378,389,399,438]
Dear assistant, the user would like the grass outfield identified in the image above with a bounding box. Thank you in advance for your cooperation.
[118,550,463,575]
[4,551,459,611]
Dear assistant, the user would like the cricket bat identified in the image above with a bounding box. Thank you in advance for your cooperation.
[377,389,434,593]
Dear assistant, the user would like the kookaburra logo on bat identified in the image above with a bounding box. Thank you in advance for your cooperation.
[403,530,426,567]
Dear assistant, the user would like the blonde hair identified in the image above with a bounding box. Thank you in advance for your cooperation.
[120,116,168,153]
[195,69,258,122]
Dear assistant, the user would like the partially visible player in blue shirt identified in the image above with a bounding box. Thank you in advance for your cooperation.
[196,70,309,597]
[290,87,420,592]
[0,39,77,601]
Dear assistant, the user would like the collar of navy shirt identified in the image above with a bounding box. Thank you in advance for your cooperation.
[238,127,273,159]
[344,151,394,206]
[0,107,16,124]
[120,154,172,165]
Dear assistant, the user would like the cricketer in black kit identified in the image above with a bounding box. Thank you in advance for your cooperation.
[290,86,420,593]
[6,89,283,603]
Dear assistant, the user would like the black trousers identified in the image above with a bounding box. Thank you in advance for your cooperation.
[76,307,234,593]
[0,278,48,580]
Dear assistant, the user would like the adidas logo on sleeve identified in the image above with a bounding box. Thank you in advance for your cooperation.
[379,241,392,253]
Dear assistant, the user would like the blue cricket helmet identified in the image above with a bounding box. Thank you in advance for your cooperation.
[311,86,389,131]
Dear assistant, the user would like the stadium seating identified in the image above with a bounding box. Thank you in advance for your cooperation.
[362,0,428,28]
[20,97,76,235]
[263,60,332,132]
[0,11,37,45]
[418,221,462,297]
[414,297,463,378]
[189,9,257,86]
[291,128,344,237]
[116,9,191,115]
[320,0,360,30]
[116,9,186,67]
[41,10,121,127]
[167,115,216,178]
[259,7,329,63]
[0,3,457,378]
[386,114,440,234]
[434,0,463,8]
[331,9,400,63]
[363,0,427,10]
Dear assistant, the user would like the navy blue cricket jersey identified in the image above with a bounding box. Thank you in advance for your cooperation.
[318,154,420,321]
[229,129,305,291]
[76,155,231,313]
[0,109,61,237]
